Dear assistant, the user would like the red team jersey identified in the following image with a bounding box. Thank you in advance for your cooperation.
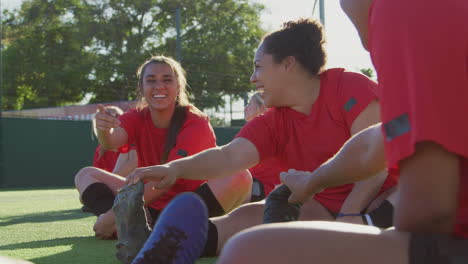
[249,157,283,196]
[119,106,217,211]
[237,68,398,213]
[369,0,468,237]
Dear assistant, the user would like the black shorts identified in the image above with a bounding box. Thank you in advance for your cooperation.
[251,178,266,202]
[409,233,468,264]
[147,207,160,227]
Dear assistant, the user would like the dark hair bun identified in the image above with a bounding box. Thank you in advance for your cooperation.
[262,18,327,75]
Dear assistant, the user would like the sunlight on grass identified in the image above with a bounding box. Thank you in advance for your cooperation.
[1,245,73,260]
[0,188,217,264]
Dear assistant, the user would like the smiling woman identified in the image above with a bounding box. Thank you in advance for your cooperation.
[121,18,396,262]
[73,55,252,249]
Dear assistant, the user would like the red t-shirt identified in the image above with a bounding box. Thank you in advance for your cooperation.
[93,144,133,172]
[119,106,216,211]
[249,157,283,196]
[236,68,397,213]
[369,0,468,238]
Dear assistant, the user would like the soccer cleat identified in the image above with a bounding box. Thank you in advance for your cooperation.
[131,192,209,264]
[81,205,93,214]
[114,181,152,264]
[263,184,302,224]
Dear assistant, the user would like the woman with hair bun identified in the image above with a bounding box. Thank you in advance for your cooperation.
[125,18,397,261]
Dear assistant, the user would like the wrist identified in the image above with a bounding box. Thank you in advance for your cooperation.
[168,161,181,180]
[305,169,325,195]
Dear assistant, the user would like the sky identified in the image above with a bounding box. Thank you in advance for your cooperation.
[2,0,373,71]
[254,0,373,72]
[1,0,374,119]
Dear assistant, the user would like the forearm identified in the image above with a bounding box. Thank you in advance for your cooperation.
[307,124,385,192]
[113,152,138,177]
[98,129,117,150]
[143,182,169,206]
[97,127,125,150]
[339,170,387,213]
[170,145,253,181]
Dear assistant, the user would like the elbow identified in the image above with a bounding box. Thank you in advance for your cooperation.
[339,0,370,51]
[362,125,385,174]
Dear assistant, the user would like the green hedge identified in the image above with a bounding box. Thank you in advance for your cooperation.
[0,118,240,188]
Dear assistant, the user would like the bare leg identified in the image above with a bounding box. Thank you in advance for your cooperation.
[395,141,459,233]
[212,197,333,254]
[206,170,252,213]
[74,166,126,197]
[0,256,34,264]
[218,222,409,264]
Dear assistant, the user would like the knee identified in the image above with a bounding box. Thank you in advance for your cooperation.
[236,170,253,192]
[74,166,100,187]
[225,201,264,220]
[221,170,252,192]
[218,229,258,264]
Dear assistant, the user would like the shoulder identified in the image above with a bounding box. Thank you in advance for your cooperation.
[184,105,210,125]
[120,107,147,120]
[321,67,374,85]
[179,105,214,135]
[340,70,376,86]
[321,68,377,97]
[248,107,281,124]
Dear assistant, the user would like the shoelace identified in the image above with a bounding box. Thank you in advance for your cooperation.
[141,225,188,264]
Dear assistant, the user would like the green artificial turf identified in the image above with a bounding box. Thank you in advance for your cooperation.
[0,188,216,264]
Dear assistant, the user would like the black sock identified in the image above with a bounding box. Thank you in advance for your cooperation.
[409,233,468,264]
[81,182,115,216]
[194,183,225,217]
[201,220,218,257]
[263,184,302,224]
[363,200,394,228]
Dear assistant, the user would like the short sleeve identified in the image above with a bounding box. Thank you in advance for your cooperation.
[235,109,280,163]
[166,116,217,163]
[118,109,141,144]
[165,114,217,196]
[330,71,379,130]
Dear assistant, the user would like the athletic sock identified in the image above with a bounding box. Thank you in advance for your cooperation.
[201,220,218,257]
[81,182,115,216]
[362,200,394,228]
[194,183,225,217]
[409,233,468,264]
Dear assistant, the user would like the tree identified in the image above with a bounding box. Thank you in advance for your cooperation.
[1,0,96,110]
[1,0,265,111]
[360,68,374,78]
[82,0,265,109]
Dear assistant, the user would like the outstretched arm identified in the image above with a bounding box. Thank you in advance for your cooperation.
[127,137,259,189]
[283,123,385,204]
[336,100,387,222]
[112,149,138,177]
[95,104,128,150]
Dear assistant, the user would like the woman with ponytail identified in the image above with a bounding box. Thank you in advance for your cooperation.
[74,55,251,239]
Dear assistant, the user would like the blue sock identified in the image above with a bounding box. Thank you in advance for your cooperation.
[131,193,209,264]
